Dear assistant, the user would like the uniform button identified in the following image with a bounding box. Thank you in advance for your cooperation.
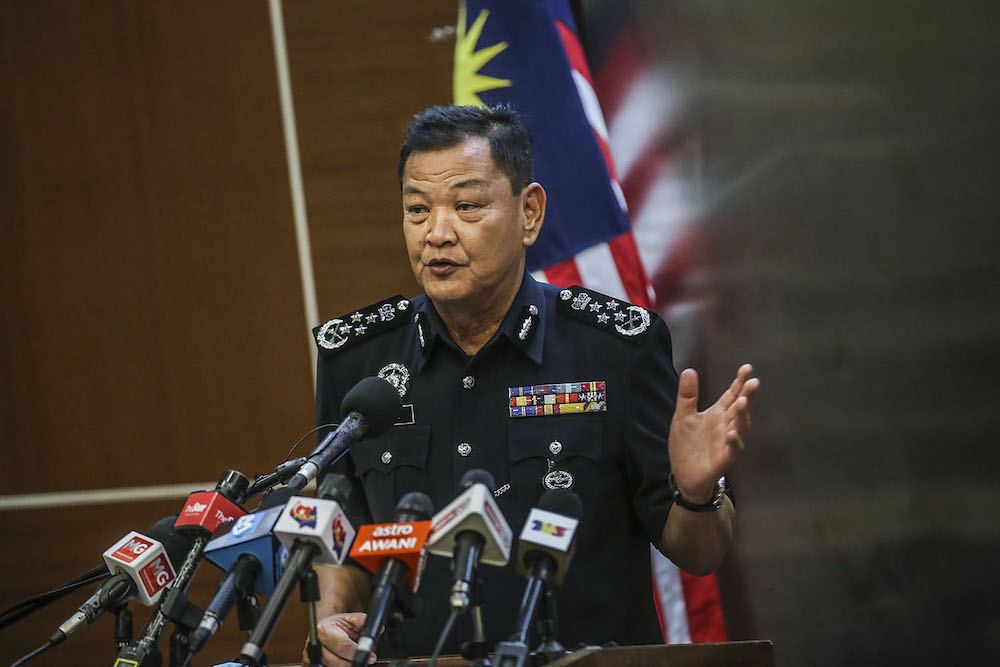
[381,451,392,465]
[462,375,475,389]
[549,440,562,455]
[457,442,472,457]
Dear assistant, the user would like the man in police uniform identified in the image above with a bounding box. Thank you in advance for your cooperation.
[307,106,758,665]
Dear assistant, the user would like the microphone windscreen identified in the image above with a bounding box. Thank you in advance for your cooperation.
[341,376,403,437]
[147,515,197,568]
[318,473,353,505]
[396,491,434,521]
[459,468,495,492]
[258,487,296,511]
[538,489,583,520]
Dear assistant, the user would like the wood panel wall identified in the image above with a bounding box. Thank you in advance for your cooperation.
[0,1,455,664]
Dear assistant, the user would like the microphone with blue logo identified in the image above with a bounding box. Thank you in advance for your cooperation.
[239,474,357,667]
[492,489,583,667]
[184,487,296,659]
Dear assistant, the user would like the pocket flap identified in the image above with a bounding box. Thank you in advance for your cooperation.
[351,425,431,476]
[507,418,603,464]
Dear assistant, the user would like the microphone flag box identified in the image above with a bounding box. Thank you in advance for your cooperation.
[273,497,357,566]
[427,483,512,566]
[350,521,432,592]
[174,491,246,535]
[103,531,177,606]
[515,507,580,580]
[204,505,286,599]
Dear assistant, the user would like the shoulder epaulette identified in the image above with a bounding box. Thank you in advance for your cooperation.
[313,295,413,354]
[556,285,655,343]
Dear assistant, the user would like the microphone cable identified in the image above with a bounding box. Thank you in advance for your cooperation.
[0,568,110,630]
[282,422,340,461]
[10,640,53,667]
[428,609,458,667]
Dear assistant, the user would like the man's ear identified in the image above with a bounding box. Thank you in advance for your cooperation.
[521,182,546,248]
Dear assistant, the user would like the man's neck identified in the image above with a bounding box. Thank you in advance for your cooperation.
[434,271,525,356]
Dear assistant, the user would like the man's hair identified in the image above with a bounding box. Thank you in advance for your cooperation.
[398,105,534,195]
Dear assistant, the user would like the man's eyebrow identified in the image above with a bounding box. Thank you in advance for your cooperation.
[449,178,489,191]
[402,185,426,197]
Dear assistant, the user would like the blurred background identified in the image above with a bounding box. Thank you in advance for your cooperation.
[1,1,998,665]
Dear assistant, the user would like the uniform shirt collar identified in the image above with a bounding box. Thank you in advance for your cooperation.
[413,270,546,367]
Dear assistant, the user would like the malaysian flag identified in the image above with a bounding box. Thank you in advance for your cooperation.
[452,0,725,644]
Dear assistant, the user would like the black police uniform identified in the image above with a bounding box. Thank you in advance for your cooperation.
[313,272,683,657]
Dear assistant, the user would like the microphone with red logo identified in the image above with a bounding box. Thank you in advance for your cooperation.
[427,469,512,612]
[286,376,402,492]
[47,515,194,648]
[349,491,435,667]
[116,470,250,667]
[492,489,583,667]
[239,474,358,667]
[185,487,297,659]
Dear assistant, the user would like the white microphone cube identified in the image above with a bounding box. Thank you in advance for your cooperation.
[273,496,356,566]
[427,483,512,566]
[514,508,580,584]
[102,531,177,606]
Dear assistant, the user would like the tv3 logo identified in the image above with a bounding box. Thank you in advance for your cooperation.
[530,520,567,537]
[112,535,154,563]
[138,553,174,595]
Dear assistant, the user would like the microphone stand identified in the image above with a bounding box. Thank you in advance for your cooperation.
[534,587,566,664]
[301,567,324,667]
[461,575,490,667]
[236,591,262,634]
[113,604,133,650]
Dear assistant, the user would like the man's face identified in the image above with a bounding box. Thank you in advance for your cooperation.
[401,137,544,310]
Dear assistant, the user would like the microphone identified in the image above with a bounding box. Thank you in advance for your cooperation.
[286,376,401,492]
[427,469,512,611]
[350,492,434,667]
[117,470,250,666]
[492,490,583,667]
[49,515,193,646]
[188,488,297,656]
[239,475,359,667]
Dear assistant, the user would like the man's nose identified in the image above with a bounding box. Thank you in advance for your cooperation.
[425,208,457,246]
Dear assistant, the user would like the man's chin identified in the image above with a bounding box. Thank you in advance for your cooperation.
[422,280,473,307]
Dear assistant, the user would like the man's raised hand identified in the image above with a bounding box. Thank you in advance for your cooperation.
[668,364,759,504]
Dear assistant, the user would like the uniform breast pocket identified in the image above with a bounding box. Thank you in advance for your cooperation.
[506,418,606,495]
[350,425,430,522]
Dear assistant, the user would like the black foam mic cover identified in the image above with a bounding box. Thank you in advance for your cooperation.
[538,489,584,520]
[147,515,197,569]
[340,376,403,437]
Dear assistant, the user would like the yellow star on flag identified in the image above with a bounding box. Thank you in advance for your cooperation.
[453,1,512,106]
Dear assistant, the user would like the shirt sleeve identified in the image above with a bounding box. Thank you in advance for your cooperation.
[622,316,679,548]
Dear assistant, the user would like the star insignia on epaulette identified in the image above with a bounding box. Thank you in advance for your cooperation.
[557,285,654,342]
[313,296,412,354]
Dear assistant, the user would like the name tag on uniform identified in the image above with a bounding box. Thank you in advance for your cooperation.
[508,381,606,418]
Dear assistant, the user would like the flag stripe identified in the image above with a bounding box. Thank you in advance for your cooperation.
[575,242,629,301]
[651,546,691,644]
[680,570,727,642]
[608,232,654,308]
[539,257,584,289]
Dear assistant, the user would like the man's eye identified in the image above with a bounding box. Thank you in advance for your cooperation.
[456,202,479,212]
[408,206,429,215]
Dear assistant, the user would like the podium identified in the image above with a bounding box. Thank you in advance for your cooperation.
[356,641,775,667]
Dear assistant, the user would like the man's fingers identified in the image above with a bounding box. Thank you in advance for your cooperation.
[731,396,752,436]
[740,376,760,408]
[310,612,375,666]
[726,429,745,454]
[675,368,700,418]
[719,364,753,410]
